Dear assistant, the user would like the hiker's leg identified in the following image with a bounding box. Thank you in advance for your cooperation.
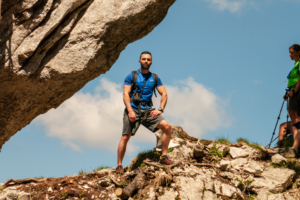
[278,122,287,141]
[289,110,300,149]
[156,120,171,156]
[117,134,131,166]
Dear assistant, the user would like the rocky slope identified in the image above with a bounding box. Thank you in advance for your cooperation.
[0,0,176,151]
[0,126,299,200]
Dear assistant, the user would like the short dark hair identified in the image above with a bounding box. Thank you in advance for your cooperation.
[140,51,152,59]
[290,44,300,52]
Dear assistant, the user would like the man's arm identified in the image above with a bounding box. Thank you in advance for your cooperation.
[123,85,136,122]
[156,85,168,110]
[150,85,168,118]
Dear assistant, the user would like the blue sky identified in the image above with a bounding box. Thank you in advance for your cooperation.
[1,0,300,182]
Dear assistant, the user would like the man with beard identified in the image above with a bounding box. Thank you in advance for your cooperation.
[116,51,173,174]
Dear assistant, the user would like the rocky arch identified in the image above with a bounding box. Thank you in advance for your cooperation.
[0,0,176,151]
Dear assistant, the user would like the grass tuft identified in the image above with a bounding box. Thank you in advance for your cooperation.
[236,137,250,144]
[78,169,87,175]
[271,161,286,168]
[209,143,223,162]
[287,159,300,175]
[236,138,267,157]
[97,165,111,171]
[283,135,294,152]
[130,150,160,170]
[216,135,231,146]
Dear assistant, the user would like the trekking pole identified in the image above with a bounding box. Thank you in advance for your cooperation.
[265,136,279,148]
[266,90,288,148]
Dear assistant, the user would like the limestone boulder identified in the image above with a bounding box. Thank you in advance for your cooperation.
[0,0,176,151]
[220,160,231,171]
[157,188,177,200]
[249,166,296,194]
[176,176,204,200]
[243,161,263,176]
[167,145,192,161]
[229,147,249,158]
[203,191,217,200]
[271,154,287,165]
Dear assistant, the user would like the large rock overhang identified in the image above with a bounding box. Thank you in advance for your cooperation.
[0,0,176,151]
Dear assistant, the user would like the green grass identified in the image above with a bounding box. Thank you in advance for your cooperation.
[271,161,286,168]
[246,193,256,200]
[287,160,300,175]
[0,188,6,193]
[236,138,267,157]
[167,148,174,153]
[97,165,111,171]
[283,136,294,152]
[234,178,243,186]
[245,180,252,187]
[61,193,68,197]
[130,150,160,170]
[140,163,146,167]
[120,181,127,186]
[209,143,223,161]
[78,169,87,175]
[236,137,250,144]
[216,135,231,146]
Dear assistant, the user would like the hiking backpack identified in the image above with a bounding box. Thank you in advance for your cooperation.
[130,70,158,99]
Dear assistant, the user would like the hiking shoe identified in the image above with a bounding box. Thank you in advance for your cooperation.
[275,140,284,148]
[284,147,298,158]
[159,155,174,165]
[116,165,124,174]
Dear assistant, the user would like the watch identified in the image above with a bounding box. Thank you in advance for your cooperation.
[158,108,164,113]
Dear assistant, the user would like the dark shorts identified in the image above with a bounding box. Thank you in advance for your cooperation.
[287,91,300,111]
[122,108,165,136]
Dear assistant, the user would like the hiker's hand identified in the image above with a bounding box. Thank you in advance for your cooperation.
[128,111,136,122]
[288,91,294,97]
[150,110,162,118]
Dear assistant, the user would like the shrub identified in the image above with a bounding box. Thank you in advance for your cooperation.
[130,150,160,170]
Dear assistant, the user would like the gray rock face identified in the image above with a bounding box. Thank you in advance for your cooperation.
[176,176,204,200]
[230,147,250,158]
[157,188,177,200]
[249,166,296,193]
[271,154,287,165]
[0,0,176,151]
[203,191,217,200]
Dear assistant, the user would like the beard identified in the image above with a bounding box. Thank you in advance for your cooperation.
[141,63,151,69]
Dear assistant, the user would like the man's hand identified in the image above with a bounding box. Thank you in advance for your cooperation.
[128,111,136,122]
[288,91,294,97]
[150,110,162,118]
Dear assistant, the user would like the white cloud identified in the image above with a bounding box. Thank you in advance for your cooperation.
[205,0,248,12]
[35,77,232,152]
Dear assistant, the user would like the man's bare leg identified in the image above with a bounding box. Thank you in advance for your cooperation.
[289,111,300,149]
[279,122,288,141]
[156,120,171,156]
[117,134,131,166]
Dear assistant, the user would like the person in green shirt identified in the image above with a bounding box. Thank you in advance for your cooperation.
[284,44,300,158]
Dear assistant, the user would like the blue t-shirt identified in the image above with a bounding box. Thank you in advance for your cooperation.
[124,70,163,110]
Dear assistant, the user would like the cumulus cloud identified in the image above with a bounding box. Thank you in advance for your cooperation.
[35,78,232,152]
[205,0,248,12]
